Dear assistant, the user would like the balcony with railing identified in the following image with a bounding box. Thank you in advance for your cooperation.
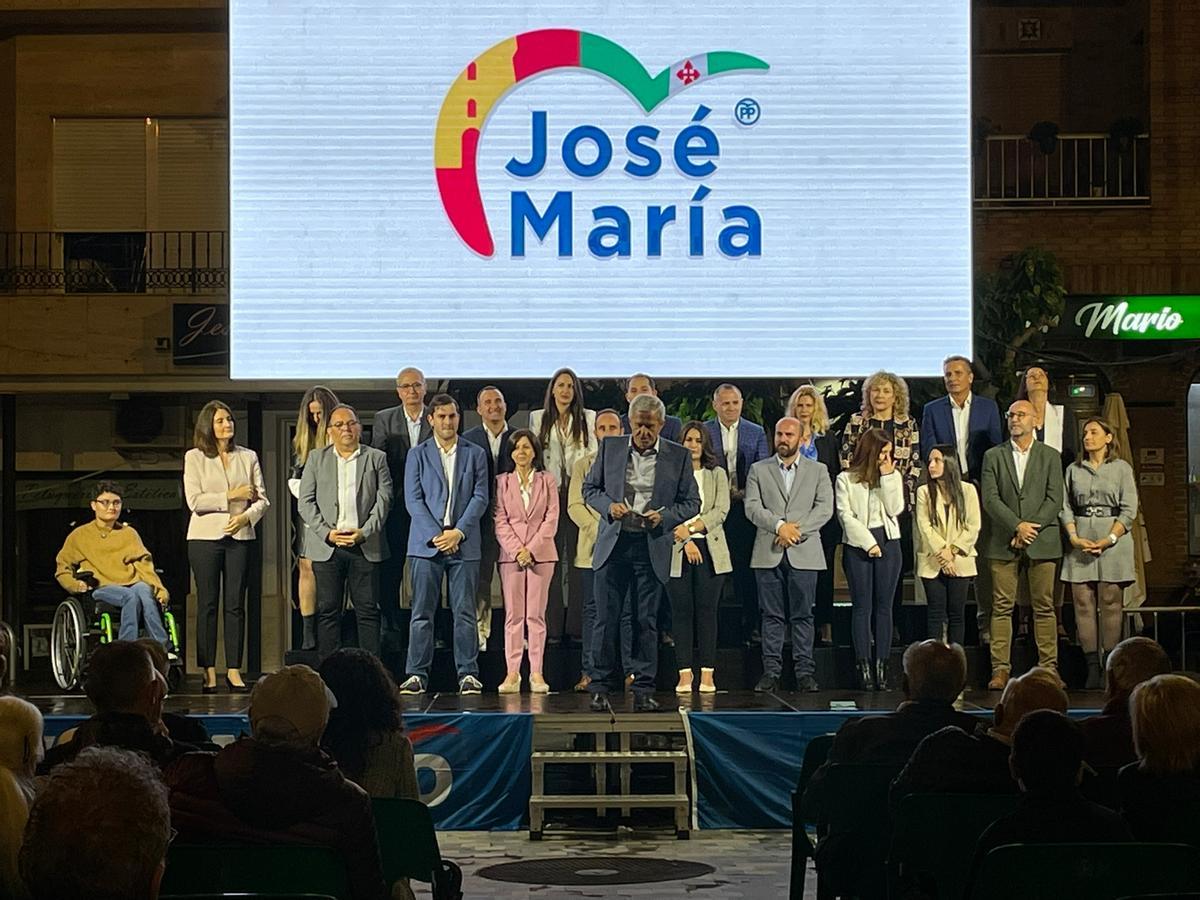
[0,231,227,294]
[974,133,1150,207]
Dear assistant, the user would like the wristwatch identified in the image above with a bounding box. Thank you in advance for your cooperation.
[1108,533,1119,546]
[688,522,698,535]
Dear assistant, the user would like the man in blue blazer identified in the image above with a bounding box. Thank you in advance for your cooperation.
[704,383,771,645]
[919,356,1002,484]
[619,374,682,443]
[584,394,700,711]
[399,394,490,695]
[920,355,1003,641]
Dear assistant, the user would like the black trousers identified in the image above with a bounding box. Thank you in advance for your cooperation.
[379,512,411,637]
[188,537,249,669]
[725,500,758,640]
[667,544,726,670]
[923,573,972,646]
[591,532,662,696]
[815,517,843,629]
[547,483,583,641]
[313,545,381,660]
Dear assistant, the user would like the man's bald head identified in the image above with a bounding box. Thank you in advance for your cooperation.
[993,666,1069,738]
[1106,637,1171,699]
[902,640,968,703]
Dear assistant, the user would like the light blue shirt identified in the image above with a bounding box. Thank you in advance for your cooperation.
[624,439,660,520]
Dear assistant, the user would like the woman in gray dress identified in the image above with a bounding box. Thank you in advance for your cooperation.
[1060,417,1139,689]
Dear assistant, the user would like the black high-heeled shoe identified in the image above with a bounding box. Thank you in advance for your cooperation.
[856,659,873,691]
[225,674,250,694]
[201,682,218,695]
[875,659,889,691]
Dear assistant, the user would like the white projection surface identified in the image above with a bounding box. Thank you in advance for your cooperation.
[229,0,971,379]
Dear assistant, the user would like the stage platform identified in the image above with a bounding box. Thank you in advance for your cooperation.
[24,683,1105,834]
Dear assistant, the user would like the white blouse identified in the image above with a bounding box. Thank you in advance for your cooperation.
[529,408,597,484]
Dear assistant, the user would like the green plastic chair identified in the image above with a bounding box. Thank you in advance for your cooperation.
[968,843,1200,900]
[371,797,462,900]
[160,845,349,899]
[888,793,1019,900]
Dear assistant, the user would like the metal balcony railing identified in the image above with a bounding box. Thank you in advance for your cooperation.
[0,231,227,294]
[974,133,1150,207]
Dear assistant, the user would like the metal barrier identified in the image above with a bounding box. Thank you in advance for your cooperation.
[1123,605,1200,669]
[975,133,1150,207]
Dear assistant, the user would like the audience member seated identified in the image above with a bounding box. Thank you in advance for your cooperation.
[1081,636,1172,769]
[39,640,192,773]
[135,638,216,749]
[892,666,1067,806]
[972,710,1131,871]
[166,664,389,900]
[1119,673,1200,848]
[0,696,42,900]
[20,746,171,900]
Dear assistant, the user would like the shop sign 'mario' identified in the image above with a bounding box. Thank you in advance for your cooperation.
[1059,295,1200,340]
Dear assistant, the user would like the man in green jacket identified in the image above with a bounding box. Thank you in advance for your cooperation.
[981,401,1064,689]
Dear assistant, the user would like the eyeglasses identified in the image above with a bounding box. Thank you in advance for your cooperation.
[93,499,122,508]
[329,421,359,430]
[397,382,424,392]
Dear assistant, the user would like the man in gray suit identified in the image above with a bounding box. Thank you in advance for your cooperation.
[583,394,700,711]
[299,403,393,659]
[744,416,834,692]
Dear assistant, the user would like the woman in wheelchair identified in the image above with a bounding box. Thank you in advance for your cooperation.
[54,480,171,646]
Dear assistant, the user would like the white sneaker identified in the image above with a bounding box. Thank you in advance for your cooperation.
[398,675,426,695]
[459,675,483,695]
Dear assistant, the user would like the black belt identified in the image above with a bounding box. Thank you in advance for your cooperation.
[1074,505,1120,518]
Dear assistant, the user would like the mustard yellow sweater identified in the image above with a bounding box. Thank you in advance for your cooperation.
[54,521,168,602]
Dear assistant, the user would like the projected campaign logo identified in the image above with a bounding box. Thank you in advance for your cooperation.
[434,30,768,259]
[229,0,972,379]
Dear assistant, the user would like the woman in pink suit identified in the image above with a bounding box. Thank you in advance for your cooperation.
[494,429,560,694]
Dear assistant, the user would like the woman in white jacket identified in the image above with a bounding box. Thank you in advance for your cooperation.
[915,445,980,647]
[837,428,905,690]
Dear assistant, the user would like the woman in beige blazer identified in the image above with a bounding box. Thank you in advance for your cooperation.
[184,400,269,692]
[915,444,980,647]
[669,421,732,694]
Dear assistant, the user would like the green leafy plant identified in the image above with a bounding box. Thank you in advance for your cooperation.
[1027,121,1060,155]
[974,247,1067,400]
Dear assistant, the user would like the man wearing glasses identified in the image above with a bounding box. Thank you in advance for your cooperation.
[300,404,393,659]
[54,480,171,645]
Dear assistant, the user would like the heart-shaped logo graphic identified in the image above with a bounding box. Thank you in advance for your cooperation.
[434,29,769,257]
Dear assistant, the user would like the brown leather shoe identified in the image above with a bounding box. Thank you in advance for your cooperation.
[573,674,591,693]
[987,669,1010,691]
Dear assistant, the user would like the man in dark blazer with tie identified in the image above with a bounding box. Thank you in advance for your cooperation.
[920,355,1004,643]
[704,383,770,645]
[619,374,682,443]
[981,400,1064,690]
[584,394,700,711]
[461,385,514,652]
[299,404,393,659]
[398,394,490,695]
[370,366,433,647]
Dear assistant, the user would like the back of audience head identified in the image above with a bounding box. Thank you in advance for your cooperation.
[993,667,1069,737]
[0,696,43,892]
[135,638,170,682]
[318,648,403,780]
[902,640,967,703]
[20,746,170,900]
[249,664,335,749]
[1130,673,1200,776]
[85,640,165,722]
[1106,636,1171,699]
[1010,710,1085,793]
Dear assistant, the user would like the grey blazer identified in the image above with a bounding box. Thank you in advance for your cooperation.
[744,455,834,570]
[670,466,733,578]
[298,443,393,562]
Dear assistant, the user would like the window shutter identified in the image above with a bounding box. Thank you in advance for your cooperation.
[155,119,229,232]
[52,118,148,231]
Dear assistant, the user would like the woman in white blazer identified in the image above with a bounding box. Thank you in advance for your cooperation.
[669,421,732,694]
[915,445,980,647]
[184,400,269,693]
[528,367,595,648]
[836,428,905,690]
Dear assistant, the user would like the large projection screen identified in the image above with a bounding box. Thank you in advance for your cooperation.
[229,0,971,379]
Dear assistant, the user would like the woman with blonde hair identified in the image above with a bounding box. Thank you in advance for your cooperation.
[787,384,842,645]
[0,696,43,899]
[1120,674,1200,847]
[1060,417,1138,689]
[291,385,340,649]
[840,371,921,643]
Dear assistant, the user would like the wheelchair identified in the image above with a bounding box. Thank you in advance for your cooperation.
[50,566,183,692]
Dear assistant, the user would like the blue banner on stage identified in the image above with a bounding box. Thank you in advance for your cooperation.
[409,712,532,831]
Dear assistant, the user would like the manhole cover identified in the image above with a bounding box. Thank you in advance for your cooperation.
[478,856,715,885]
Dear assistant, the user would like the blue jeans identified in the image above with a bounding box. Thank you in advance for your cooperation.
[406,554,480,681]
[93,582,168,645]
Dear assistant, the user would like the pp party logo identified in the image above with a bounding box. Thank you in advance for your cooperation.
[434,29,769,258]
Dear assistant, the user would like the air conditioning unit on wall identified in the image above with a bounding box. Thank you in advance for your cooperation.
[111,397,189,451]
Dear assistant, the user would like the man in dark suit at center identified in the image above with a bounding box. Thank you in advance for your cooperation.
[461,385,514,652]
[370,366,432,648]
[584,394,700,712]
[704,383,770,645]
